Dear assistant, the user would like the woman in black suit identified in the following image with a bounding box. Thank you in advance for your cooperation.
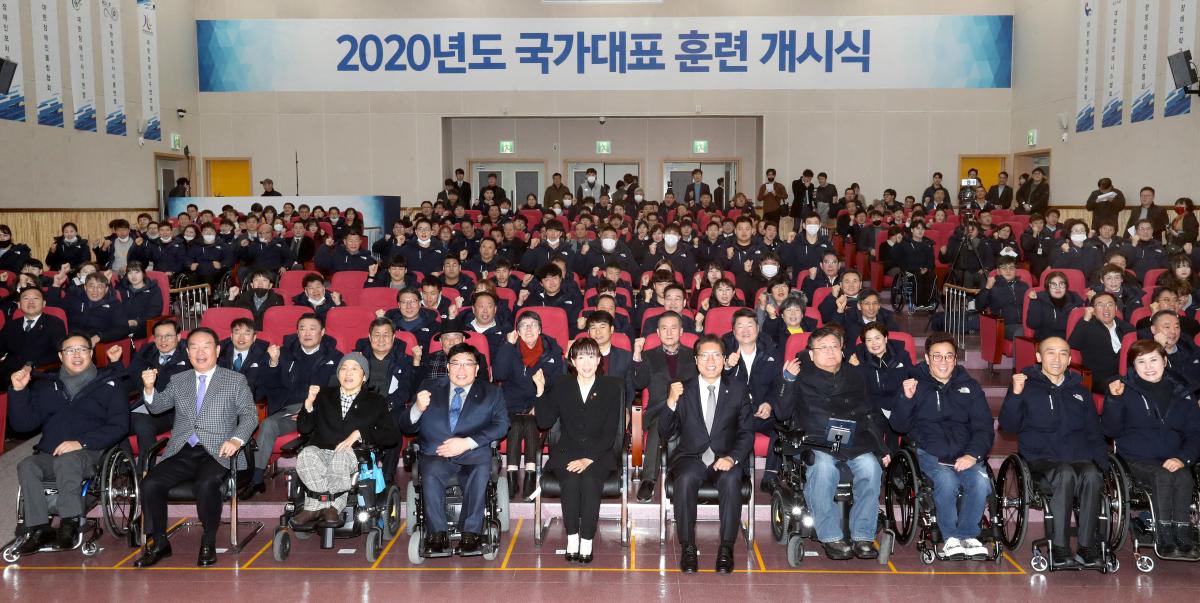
[532,337,624,564]
[294,353,400,527]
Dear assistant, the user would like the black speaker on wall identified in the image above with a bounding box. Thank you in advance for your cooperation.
[0,58,16,96]
[1168,50,1198,90]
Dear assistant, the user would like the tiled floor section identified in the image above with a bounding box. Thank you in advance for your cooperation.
[3,518,1197,601]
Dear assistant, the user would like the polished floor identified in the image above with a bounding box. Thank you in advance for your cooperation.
[3,513,1198,602]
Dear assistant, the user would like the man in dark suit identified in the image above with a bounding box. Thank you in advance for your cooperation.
[403,344,510,556]
[790,169,817,219]
[720,309,782,490]
[585,311,634,403]
[660,334,754,573]
[216,317,270,398]
[453,168,472,204]
[123,319,193,465]
[0,287,67,390]
[1084,177,1126,232]
[1124,186,1169,242]
[683,169,711,207]
[284,221,317,265]
[985,171,1014,210]
[133,328,259,568]
[631,311,698,502]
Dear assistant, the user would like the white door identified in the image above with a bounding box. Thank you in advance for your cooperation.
[471,162,545,205]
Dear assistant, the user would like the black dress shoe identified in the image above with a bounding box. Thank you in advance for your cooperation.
[715,543,734,573]
[759,475,778,494]
[680,544,699,573]
[523,472,538,501]
[427,531,449,554]
[16,526,54,556]
[1075,545,1103,567]
[578,552,593,564]
[459,532,481,555]
[1050,545,1077,568]
[56,518,81,550]
[238,482,266,501]
[636,480,656,503]
[564,551,579,563]
[197,543,217,567]
[506,472,519,500]
[822,540,854,560]
[852,540,878,560]
[133,537,173,568]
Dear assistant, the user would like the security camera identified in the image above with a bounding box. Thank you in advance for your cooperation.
[598,116,607,125]
[176,108,187,119]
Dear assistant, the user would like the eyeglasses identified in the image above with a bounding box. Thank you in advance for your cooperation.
[811,345,841,353]
[696,351,724,360]
[448,361,477,368]
[928,353,956,362]
[61,346,90,356]
[1047,281,1067,289]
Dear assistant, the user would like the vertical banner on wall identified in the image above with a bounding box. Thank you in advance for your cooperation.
[1101,0,1127,127]
[100,0,125,135]
[136,0,159,140]
[1076,0,1099,132]
[1130,0,1158,123]
[0,0,25,122]
[31,0,64,127]
[66,0,97,131]
[1164,0,1197,117]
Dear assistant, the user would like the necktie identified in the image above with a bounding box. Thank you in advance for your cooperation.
[188,374,208,446]
[159,354,168,366]
[23,319,32,332]
[233,353,244,371]
[449,387,464,432]
[703,385,717,466]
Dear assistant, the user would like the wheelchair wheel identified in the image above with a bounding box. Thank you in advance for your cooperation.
[408,528,424,565]
[890,275,906,312]
[405,482,417,535]
[482,522,501,561]
[496,476,510,533]
[101,448,140,537]
[884,449,919,545]
[770,490,790,544]
[2,544,20,564]
[381,485,402,541]
[272,528,291,562]
[995,454,1029,551]
[785,534,805,567]
[1105,454,1130,553]
[1136,554,1155,573]
[365,528,383,563]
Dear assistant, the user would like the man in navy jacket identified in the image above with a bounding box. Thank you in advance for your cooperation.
[402,344,509,556]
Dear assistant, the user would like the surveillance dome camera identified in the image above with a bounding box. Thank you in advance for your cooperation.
[598,116,607,125]
[176,108,187,118]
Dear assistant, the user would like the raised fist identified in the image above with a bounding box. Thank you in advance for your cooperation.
[415,390,432,412]
[667,381,685,409]
[902,378,918,399]
[141,368,158,390]
[1011,373,1027,395]
[267,344,281,364]
[10,366,31,391]
[1108,380,1124,397]
[507,330,519,345]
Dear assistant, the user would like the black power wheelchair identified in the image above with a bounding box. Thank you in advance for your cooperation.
[884,443,1007,564]
[768,422,895,567]
[994,453,1122,573]
[405,442,509,564]
[2,444,140,563]
[270,438,403,563]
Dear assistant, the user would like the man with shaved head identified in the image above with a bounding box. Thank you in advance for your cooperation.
[999,337,1108,569]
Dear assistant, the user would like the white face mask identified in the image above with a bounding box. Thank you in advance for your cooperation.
[183,235,195,242]
[203,234,216,244]
[274,224,284,232]
[761,264,780,278]
[563,199,572,207]
[417,236,431,247]
[1070,233,1087,244]
[64,236,77,244]
[545,237,560,246]
[601,238,617,252]
[147,233,159,241]
[587,176,596,184]
[116,236,130,243]
[160,236,172,244]
[663,234,680,247]
[804,224,821,236]
[634,194,643,202]
[553,208,563,216]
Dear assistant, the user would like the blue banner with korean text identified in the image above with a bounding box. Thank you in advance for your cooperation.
[197,15,1012,92]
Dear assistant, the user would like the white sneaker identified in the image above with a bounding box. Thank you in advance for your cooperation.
[941,537,965,558]
[962,538,988,558]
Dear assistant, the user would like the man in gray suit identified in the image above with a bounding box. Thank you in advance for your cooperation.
[133,327,259,568]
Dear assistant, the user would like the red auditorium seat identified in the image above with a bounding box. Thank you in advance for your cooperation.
[200,307,254,341]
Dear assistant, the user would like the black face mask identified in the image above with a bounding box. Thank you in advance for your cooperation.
[252,287,271,297]
[0,240,11,249]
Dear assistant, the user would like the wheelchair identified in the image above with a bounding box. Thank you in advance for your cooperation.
[995,454,1121,573]
[890,270,938,313]
[768,424,895,567]
[2,445,140,563]
[884,444,1006,564]
[405,443,509,564]
[270,438,403,563]
[1104,452,1200,573]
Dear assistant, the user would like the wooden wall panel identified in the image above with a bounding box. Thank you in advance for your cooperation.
[0,209,158,265]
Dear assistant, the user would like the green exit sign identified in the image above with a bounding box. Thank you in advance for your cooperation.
[499,140,515,154]
[692,139,709,154]
[1026,128,1038,146]
[595,140,612,154]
